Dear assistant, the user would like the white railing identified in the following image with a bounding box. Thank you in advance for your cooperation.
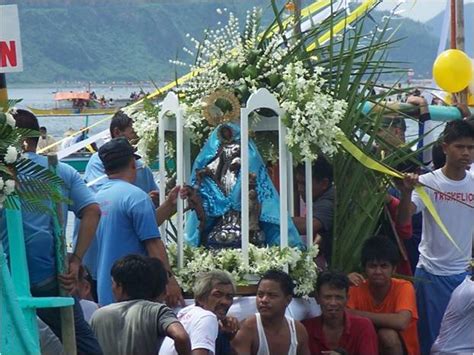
[158,92,190,269]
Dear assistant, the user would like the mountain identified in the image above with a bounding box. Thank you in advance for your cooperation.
[426,3,474,57]
[5,1,440,84]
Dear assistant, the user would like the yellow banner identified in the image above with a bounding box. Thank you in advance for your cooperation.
[338,134,461,251]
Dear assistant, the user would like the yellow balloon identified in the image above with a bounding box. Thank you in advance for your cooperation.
[433,49,472,93]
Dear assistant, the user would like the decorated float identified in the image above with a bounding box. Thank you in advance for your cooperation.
[125,0,428,294]
[3,0,474,351]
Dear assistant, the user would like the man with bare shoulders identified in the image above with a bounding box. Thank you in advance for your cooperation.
[231,270,309,355]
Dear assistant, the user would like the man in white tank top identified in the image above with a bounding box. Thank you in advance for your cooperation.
[231,270,310,355]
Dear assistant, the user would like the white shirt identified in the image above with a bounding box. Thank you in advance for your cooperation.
[412,170,474,275]
[159,305,219,355]
[80,299,99,323]
[431,276,474,354]
[256,313,298,355]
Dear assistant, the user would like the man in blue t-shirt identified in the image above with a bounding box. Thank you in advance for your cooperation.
[0,109,102,354]
[79,110,181,304]
[94,137,183,306]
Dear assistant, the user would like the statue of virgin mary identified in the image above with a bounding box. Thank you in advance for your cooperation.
[184,122,303,249]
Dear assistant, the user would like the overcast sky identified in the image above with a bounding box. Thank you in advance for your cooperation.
[376,0,474,22]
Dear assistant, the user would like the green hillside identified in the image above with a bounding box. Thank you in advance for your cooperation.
[6,1,440,84]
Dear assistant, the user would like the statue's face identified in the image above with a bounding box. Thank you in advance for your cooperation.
[220,126,233,141]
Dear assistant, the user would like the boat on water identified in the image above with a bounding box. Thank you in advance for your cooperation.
[28,91,121,117]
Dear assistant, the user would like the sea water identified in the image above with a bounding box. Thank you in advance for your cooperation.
[8,83,157,139]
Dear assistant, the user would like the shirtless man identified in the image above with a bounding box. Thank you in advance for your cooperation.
[231,270,309,355]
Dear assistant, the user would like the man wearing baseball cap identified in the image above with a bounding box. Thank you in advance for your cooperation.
[95,138,183,306]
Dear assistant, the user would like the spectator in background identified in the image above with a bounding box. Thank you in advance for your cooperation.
[37,126,58,154]
[347,236,419,355]
[74,264,99,323]
[431,272,474,354]
[397,120,474,354]
[302,270,378,355]
[159,270,238,355]
[91,255,190,355]
[293,156,334,264]
[231,270,310,355]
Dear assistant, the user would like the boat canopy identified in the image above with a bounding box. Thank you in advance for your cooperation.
[54,92,90,101]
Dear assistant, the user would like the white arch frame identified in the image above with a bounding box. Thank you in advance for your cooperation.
[240,88,290,266]
[158,92,190,269]
[157,90,314,268]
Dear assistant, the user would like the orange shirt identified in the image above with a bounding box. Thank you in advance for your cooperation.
[347,278,420,355]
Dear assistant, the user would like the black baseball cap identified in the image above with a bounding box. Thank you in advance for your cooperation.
[99,137,140,172]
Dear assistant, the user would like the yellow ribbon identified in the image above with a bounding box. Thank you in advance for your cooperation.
[338,134,461,251]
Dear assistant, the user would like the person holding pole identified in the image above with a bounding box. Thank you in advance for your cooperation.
[94,137,183,307]
[397,120,474,354]
[0,109,102,354]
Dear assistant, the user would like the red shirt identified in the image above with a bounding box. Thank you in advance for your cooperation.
[302,311,378,355]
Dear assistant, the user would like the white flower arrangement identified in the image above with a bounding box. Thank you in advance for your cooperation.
[280,62,347,161]
[4,146,18,164]
[174,7,299,146]
[168,244,319,297]
[122,103,160,166]
[0,113,18,208]
[5,112,15,128]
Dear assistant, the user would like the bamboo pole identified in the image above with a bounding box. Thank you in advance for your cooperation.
[0,74,8,112]
[450,0,457,49]
[456,0,468,105]
[293,0,302,39]
[48,155,77,355]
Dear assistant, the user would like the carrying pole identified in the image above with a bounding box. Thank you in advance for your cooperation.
[0,74,8,112]
[47,155,77,355]
[455,0,468,105]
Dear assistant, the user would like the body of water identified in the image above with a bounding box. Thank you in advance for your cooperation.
[8,83,158,139]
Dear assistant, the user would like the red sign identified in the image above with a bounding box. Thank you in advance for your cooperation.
[0,5,23,73]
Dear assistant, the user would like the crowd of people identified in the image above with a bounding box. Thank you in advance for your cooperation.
[1,93,474,355]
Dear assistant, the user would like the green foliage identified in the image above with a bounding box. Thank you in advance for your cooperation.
[0,110,67,212]
[305,9,430,272]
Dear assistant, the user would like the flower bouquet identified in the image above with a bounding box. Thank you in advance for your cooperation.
[168,243,319,297]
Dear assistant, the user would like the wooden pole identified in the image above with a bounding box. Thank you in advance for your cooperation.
[456,0,468,105]
[450,0,457,49]
[293,0,302,39]
[0,74,8,112]
[48,155,77,355]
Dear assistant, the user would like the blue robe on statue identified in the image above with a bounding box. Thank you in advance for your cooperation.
[185,122,304,249]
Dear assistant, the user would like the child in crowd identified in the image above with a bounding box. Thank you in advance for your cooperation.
[91,255,190,355]
[348,236,419,355]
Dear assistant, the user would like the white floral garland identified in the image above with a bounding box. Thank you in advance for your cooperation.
[175,8,299,145]
[280,62,347,160]
[121,106,159,166]
[168,244,319,297]
[0,112,19,208]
